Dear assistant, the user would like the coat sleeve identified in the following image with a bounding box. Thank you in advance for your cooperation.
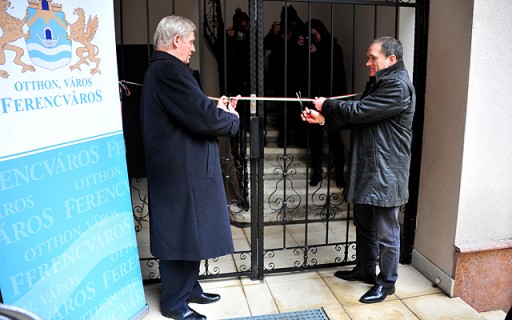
[323,78,408,125]
[156,61,240,138]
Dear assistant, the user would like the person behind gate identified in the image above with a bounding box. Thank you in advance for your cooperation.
[140,15,240,319]
[301,36,416,304]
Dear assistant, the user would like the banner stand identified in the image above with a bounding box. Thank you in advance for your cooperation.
[0,1,148,319]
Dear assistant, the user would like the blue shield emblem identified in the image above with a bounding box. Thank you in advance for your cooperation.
[26,2,72,71]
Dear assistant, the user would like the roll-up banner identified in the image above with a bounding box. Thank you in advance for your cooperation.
[0,1,148,319]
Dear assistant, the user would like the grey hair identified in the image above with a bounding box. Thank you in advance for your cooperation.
[372,36,403,61]
[153,15,196,50]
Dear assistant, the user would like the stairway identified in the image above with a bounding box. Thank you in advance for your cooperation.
[225,103,348,227]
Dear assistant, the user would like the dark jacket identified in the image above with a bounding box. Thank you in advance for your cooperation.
[303,19,347,97]
[140,51,239,260]
[322,60,415,207]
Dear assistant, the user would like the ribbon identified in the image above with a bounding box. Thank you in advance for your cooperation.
[118,79,360,102]
[208,93,360,102]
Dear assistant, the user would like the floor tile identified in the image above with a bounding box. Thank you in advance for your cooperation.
[323,307,352,320]
[231,226,247,240]
[264,270,320,283]
[323,275,390,306]
[233,237,251,251]
[395,264,442,299]
[263,234,299,249]
[290,230,345,246]
[200,258,238,274]
[137,244,153,259]
[286,222,330,234]
[266,276,341,312]
[317,267,342,278]
[344,300,420,320]
[142,283,162,319]
[199,277,242,290]
[192,285,251,320]
[480,310,508,320]
[136,229,151,247]
[402,293,486,320]
[240,276,264,287]
[263,225,290,237]
[140,266,489,320]
[243,283,280,316]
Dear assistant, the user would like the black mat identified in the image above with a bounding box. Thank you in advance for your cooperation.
[226,308,329,320]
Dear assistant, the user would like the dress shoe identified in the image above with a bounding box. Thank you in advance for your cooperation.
[334,267,376,284]
[309,170,323,186]
[188,292,220,304]
[359,284,395,304]
[161,308,206,320]
[335,166,345,187]
[335,173,345,189]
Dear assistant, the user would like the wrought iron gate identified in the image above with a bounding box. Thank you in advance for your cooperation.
[116,0,427,282]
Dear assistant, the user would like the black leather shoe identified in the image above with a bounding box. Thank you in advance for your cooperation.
[359,284,395,304]
[334,268,376,285]
[335,175,345,189]
[309,170,322,186]
[162,308,206,319]
[188,292,220,304]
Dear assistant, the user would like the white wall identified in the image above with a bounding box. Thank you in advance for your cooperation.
[414,0,473,276]
[414,0,512,286]
[457,0,512,245]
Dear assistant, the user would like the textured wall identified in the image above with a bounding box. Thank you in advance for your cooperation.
[415,0,474,276]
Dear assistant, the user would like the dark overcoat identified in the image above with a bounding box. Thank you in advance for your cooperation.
[322,61,415,207]
[140,51,239,260]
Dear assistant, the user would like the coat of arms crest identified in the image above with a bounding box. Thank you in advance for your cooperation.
[0,0,101,78]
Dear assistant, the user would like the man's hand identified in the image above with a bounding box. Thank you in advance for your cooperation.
[228,94,241,117]
[217,95,240,117]
[217,95,230,111]
[229,94,241,110]
[312,97,326,112]
[301,107,324,125]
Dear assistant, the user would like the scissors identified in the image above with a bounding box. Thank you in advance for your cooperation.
[296,91,311,114]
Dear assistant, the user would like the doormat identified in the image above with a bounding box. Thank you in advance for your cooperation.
[226,308,329,320]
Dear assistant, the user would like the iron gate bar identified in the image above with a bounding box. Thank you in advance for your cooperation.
[402,0,428,264]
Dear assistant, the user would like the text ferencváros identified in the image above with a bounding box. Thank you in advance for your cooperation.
[1,90,103,114]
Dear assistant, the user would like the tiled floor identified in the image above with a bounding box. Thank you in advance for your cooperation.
[141,264,507,320]
[133,198,507,320]
[134,219,509,320]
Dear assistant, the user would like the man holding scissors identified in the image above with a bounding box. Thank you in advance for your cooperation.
[302,36,415,304]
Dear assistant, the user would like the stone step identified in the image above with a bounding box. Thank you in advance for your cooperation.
[229,199,349,226]
[227,118,349,225]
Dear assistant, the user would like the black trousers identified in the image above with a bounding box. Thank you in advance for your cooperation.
[159,260,203,314]
[353,204,400,288]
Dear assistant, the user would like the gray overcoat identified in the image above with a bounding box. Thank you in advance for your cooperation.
[322,60,415,207]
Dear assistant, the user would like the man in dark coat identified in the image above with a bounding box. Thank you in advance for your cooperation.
[140,15,240,320]
[302,36,415,304]
[297,18,348,187]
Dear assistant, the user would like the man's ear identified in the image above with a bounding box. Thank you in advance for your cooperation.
[388,54,397,65]
[172,34,180,47]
